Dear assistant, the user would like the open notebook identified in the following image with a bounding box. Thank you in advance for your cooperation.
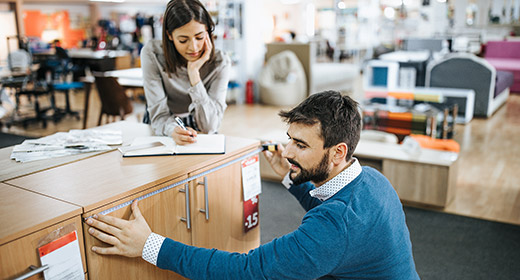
[118,134,225,157]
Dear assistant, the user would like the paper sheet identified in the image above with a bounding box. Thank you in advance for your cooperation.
[38,231,84,280]
[241,155,262,201]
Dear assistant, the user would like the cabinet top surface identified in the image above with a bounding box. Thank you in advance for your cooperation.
[7,134,259,212]
[0,183,81,245]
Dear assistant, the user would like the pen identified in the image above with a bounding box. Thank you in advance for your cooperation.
[174,116,188,131]
[175,116,194,138]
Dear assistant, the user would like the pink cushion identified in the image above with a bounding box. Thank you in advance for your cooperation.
[485,41,520,59]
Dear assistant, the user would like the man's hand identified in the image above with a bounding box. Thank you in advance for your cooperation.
[172,125,198,145]
[87,200,152,258]
[262,142,290,177]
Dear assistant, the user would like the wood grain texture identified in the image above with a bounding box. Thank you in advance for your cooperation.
[7,135,259,212]
[383,159,454,207]
[0,216,86,280]
[0,183,81,245]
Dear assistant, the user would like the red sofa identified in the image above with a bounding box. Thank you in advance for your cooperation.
[485,41,520,93]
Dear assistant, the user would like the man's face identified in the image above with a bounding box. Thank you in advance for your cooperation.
[282,122,332,186]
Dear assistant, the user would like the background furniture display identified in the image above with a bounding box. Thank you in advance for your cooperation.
[363,60,400,89]
[4,122,260,279]
[426,53,511,118]
[364,87,475,124]
[259,50,307,106]
[265,43,359,96]
[484,40,520,93]
[377,50,431,87]
[362,107,457,141]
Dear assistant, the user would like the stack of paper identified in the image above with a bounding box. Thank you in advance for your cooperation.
[10,129,122,163]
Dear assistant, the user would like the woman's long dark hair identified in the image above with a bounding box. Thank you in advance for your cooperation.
[162,0,216,76]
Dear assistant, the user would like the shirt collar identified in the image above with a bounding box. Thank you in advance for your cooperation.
[309,158,362,201]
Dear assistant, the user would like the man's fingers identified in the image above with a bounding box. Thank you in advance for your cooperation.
[92,245,120,255]
[88,227,120,246]
[131,200,142,220]
[87,218,120,236]
[95,214,127,229]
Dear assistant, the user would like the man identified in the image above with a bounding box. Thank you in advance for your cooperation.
[87,90,419,279]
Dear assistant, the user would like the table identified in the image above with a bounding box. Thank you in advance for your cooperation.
[2,121,261,279]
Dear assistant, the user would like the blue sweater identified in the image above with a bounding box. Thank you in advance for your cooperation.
[157,167,419,279]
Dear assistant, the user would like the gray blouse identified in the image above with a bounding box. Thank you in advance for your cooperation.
[140,40,230,136]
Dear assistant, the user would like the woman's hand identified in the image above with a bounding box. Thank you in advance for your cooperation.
[187,32,212,86]
[172,125,198,145]
[87,200,151,258]
[262,142,291,177]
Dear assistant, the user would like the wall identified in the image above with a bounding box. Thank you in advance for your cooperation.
[0,10,17,65]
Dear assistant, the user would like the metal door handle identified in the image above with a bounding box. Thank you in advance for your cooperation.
[13,264,50,280]
[198,177,209,220]
[179,183,191,229]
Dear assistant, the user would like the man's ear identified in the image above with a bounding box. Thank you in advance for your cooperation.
[331,142,348,165]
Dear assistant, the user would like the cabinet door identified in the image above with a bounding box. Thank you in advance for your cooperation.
[0,216,86,280]
[189,160,260,253]
[83,176,190,280]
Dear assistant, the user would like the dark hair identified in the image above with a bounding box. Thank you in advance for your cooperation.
[279,90,361,161]
[162,0,216,76]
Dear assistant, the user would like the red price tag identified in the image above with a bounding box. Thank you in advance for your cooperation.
[243,195,259,232]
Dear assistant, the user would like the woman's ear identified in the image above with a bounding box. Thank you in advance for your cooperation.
[331,143,348,165]
[167,32,173,41]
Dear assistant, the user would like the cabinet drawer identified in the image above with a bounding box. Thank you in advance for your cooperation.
[82,175,189,280]
[0,216,86,280]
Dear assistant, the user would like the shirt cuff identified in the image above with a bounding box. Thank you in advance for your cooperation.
[282,172,293,189]
[142,232,166,266]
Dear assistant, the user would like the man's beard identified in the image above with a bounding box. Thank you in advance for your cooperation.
[288,151,330,186]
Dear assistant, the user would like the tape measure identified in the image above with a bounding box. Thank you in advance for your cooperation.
[85,147,263,220]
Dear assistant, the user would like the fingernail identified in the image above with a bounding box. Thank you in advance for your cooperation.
[87,219,92,224]
[93,215,98,219]
[89,228,94,234]
[92,247,96,252]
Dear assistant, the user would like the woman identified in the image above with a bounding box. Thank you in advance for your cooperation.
[141,0,230,144]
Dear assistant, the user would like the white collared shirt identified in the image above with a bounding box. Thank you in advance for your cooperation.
[282,158,362,201]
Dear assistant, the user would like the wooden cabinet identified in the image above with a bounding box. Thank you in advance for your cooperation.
[0,183,85,280]
[5,133,260,279]
[189,158,260,252]
[83,175,190,280]
[354,140,459,207]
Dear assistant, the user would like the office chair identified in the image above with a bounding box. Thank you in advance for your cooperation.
[43,48,84,120]
[93,72,133,125]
